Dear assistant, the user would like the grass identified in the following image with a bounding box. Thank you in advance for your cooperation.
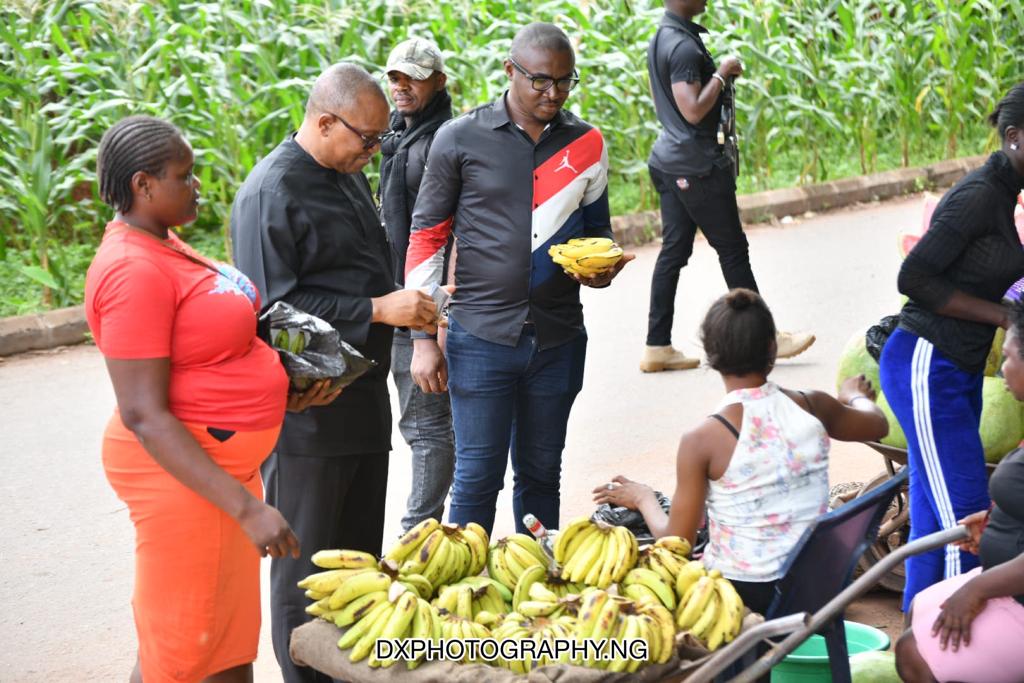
[1,0,1021,315]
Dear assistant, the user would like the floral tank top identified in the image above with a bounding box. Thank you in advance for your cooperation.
[701,382,831,582]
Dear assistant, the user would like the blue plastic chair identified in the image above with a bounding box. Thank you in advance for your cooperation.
[715,467,909,683]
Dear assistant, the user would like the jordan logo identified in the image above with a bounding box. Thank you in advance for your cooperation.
[554,150,579,174]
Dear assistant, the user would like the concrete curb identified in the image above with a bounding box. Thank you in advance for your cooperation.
[610,154,988,246]
[0,305,90,357]
[0,155,990,357]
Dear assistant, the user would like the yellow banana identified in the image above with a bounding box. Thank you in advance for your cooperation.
[607,612,641,673]
[608,525,636,585]
[419,534,452,586]
[567,529,606,583]
[337,599,391,649]
[623,567,676,610]
[674,559,707,600]
[400,527,443,576]
[582,532,610,586]
[329,571,391,610]
[651,546,685,577]
[384,518,440,565]
[380,590,418,640]
[507,533,548,565]
[655,535,692,559]
[304,589,328,601]
[676,575,716,630]
[552,516,592,563]
[349,601,393,662]
[311,549,378,570]
[528,581,560,602]
[486,542,518,591]
[576,588,610,640]
[455,584,474,619]
[504,536,545,574]
[594,529,619,588]
[305,596,331,616]
[462,523,489,575]
[333,589,388,628]
[638,602,676,663]
[690,591,721,640]
[512,563,547,610]
[575,246,624,271]
[297,567,371,594]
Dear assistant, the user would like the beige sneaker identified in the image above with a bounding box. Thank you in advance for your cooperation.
[776,331,816,359]
[640,345,701,373]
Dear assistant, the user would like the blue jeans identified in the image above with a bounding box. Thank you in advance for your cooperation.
[391,331,455,531]
[445,316,587,535]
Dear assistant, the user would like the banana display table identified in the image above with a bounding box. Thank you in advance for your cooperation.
[288,613,763,682]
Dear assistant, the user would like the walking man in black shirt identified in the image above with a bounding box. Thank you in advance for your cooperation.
[641,0,815,372]
[230,63,438,683]
[378,38,457,531]
[405,23,633,535]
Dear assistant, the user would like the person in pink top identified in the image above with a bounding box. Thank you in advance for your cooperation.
[595,288,889,614]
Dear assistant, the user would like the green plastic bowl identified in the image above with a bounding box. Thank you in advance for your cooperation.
[770,621,890,683]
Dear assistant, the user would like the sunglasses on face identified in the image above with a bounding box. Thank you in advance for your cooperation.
[508,57,580,93]
[327,110,387,150]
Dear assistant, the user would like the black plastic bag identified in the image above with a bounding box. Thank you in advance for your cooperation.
[866,314,900,362]
[592,492,709,552]
[258,301,376,392]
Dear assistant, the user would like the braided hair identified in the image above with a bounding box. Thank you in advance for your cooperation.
[97,116,184,213]
[988,82,1024,140]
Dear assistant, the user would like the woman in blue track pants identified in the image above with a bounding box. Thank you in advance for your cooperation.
[880,82,1024,611]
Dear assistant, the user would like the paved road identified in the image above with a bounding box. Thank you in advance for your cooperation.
[0,195,922,680]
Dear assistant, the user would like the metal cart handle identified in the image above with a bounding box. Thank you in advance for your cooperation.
[688,524,970,683]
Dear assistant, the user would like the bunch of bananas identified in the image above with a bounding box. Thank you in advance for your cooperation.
[298,550,390,620]
[551,517,638,588]
[436,613,493,663]
[515,581,583,619]
[548,237,624,278]
[492,612,578,673]
[675,566,745,651]
[621,567,677,611]
[334,583,438,669]
[486,533,548,591]
[511,564,586,611]
[575,589,675,672]
[382,519,489,595]
[433,576,511,624]
[637,535,693,586]
[271,327,308,354]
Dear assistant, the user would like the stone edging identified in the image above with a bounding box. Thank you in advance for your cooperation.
[609,154,988,246]
[0,154,990,357]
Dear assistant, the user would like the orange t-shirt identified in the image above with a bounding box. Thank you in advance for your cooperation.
[85,221,288,431]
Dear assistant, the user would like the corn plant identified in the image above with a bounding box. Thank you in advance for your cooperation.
[1,0,1022,315]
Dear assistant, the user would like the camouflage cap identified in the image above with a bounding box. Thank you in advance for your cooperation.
[385,38,444,80]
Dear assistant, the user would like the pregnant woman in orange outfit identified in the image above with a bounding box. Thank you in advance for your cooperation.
[85,116,338,682]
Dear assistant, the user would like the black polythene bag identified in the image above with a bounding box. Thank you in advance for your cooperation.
[866,314,900,362]
[592,492,709,552]
[258,301,376,392]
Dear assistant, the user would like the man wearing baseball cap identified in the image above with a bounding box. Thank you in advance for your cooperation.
[378,37,456,533]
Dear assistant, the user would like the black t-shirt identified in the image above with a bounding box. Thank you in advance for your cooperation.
[980,447,1024,605]
[647,11,726,176]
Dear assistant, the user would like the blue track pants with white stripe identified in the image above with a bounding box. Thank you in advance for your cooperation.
[879,328,990,611]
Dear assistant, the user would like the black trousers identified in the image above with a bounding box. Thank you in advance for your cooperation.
[263,450,389,683]
[646,163,759,346]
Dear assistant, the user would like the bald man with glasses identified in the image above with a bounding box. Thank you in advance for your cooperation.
[230,63,437,683]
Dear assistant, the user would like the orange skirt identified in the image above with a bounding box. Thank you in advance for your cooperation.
[102,412,281,682]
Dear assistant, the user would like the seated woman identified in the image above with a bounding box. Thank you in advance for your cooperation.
[593,288,888,613]
[895,300,1024,683]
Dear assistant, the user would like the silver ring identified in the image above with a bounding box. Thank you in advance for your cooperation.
[605,482,615,491]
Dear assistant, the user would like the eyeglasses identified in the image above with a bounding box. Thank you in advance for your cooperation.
[326,110,386,150]
[508,57,580,93]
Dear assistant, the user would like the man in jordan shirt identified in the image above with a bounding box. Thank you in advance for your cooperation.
[403,22,633,535]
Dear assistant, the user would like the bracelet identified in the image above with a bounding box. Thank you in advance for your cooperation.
[712,73,727,88]
[848,396,873,408]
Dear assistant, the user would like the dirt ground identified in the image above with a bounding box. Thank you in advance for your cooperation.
[0,196,926,680]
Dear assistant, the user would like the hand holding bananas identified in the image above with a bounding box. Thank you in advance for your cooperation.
[548,237,635,288]
[285,378,343,412]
